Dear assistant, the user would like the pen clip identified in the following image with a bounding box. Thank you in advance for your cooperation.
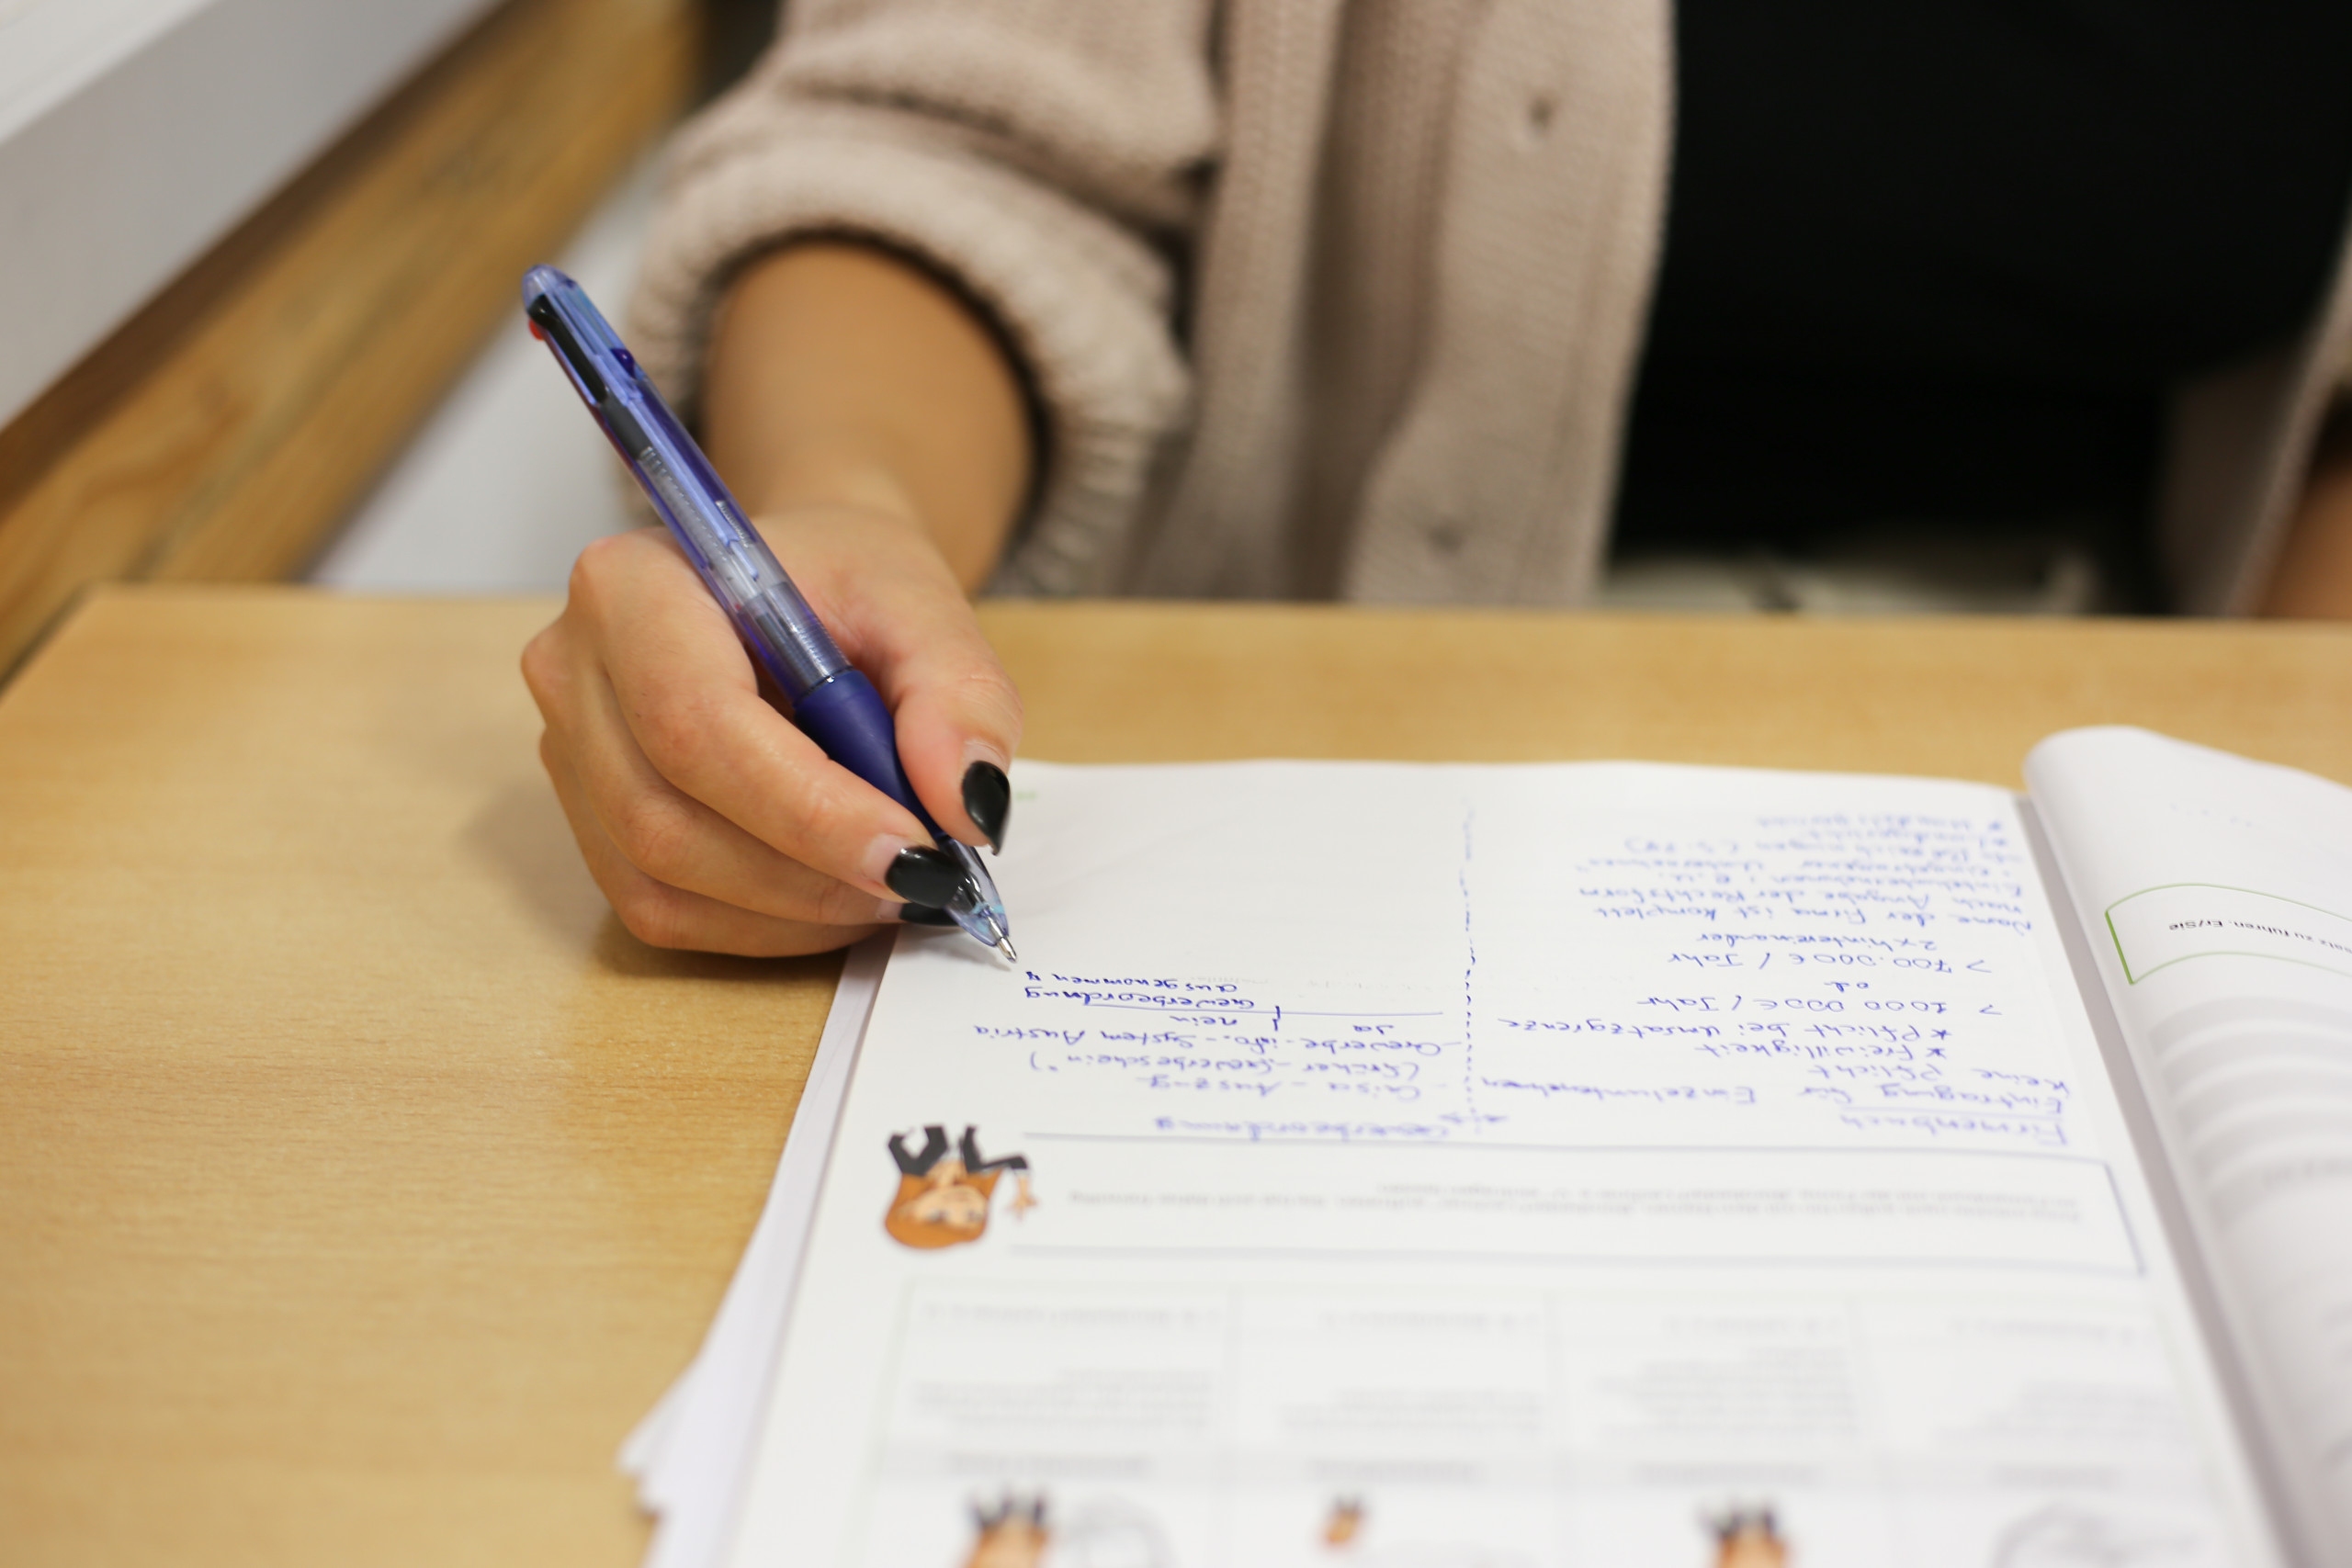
[526,293,609,404]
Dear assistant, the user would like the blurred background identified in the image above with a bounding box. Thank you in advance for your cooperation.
[7,0,2262,669]
[0,0,775,675]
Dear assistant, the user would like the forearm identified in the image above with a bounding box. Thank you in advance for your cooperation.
[2259,400,2352,618]
[700,241,1034,592]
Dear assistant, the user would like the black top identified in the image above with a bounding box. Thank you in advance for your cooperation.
[1611,1,2352,604]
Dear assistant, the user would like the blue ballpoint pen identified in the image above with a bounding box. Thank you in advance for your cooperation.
[520,265,1014,961]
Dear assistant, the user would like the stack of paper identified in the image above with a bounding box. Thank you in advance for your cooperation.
[620,937,888,1568]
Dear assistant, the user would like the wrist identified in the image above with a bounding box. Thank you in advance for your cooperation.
[738,445,926,533]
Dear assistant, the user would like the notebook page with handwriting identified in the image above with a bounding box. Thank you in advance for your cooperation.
[725,760,2278,1568]
[2030,727,2352,1561]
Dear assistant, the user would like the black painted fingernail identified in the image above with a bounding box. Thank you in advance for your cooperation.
[963,761,1011,853]
[886,845,966,908]
[899,903,957,926]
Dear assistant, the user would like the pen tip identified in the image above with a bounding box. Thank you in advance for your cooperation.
[997,938,1018,963]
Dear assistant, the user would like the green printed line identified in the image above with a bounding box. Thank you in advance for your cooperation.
[2103,907,2138,984]
[2104,882,2352,987]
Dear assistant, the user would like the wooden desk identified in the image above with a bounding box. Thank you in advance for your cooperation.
[6,585,2350,1566]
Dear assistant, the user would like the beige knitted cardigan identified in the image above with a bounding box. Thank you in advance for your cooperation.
[630,0,2352,613]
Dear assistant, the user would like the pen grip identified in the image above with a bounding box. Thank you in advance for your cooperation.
[791,670,938,832]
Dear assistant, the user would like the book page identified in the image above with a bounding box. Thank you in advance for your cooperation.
[2030,726,2352,1560]
[727,760,2278,1568]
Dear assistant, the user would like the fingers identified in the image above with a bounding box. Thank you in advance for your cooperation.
[547,684,896,926]
[540,735,888,957]
[562,529,940,897]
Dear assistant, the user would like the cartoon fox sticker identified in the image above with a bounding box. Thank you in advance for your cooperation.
[886,1124,1036,1250]
[963,1495,1048,1568]
[1703,1505,1789,1568]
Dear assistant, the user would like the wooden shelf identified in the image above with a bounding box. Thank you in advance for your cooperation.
[0,0,698,679]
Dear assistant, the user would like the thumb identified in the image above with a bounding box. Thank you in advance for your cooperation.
[792,514,1023,853]
[879,605,1023,852]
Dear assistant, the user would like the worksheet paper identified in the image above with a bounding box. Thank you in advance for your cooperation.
[2031,728,2352,1562]
[718,760,2281,1568]
[622,938,888,1568]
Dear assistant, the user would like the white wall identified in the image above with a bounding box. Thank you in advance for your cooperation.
[0,0,501,428]
[309,157,658,592]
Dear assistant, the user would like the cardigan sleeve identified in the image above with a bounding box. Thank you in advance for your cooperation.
[627,0,1216,593]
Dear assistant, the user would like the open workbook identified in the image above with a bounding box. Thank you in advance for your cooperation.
[659,727,2352,1568]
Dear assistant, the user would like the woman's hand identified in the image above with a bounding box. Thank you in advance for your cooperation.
[524,238,1034,955]
[522,502,1022,956]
